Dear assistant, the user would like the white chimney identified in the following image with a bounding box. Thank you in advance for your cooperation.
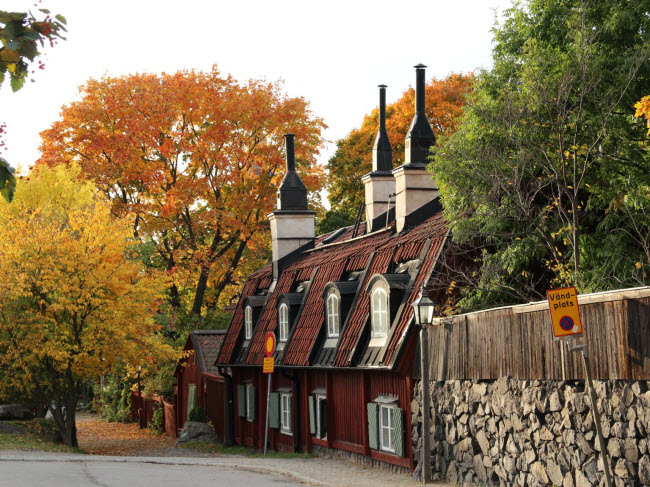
[268,134,315,277]
[361,85,395,232]
[393,64,439,233]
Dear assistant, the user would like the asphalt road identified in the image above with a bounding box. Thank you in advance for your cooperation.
[0,461,305,487]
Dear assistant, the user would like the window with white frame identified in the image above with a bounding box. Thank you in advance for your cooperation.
[278,303,289,342]
[326,293,339,338]
[244,305,253,339]
[246,383,255,421]
[371,287,388,338]
[280,393,292,434]
[379,404,395,453]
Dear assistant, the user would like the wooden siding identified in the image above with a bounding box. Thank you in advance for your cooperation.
[231,368,414,471]
[424,290,650,381]
[204,375,225,442]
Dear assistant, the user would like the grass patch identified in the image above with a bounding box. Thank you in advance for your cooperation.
[0,419,84,453]
[179,441,313,459]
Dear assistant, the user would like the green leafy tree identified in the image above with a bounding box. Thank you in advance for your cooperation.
[0,8,66,91]
[0,8,66,201]
[431,0,650,311]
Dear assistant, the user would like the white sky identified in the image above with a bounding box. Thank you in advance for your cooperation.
[1,0,513,186]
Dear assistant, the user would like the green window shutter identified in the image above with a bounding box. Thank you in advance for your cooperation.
[367,402,378,450]
[308,396,316,435]
[247,386,257,421]
[237,385,246,418]
[393,406,404,457]
[269,393,280,429]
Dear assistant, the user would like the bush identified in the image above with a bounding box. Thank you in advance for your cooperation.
[149,404,164,434]
[94,374,132,423]
[188,406,205,423]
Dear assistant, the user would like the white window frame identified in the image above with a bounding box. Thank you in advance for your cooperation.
[278,303,289,342]
[244,305,253,339]
[246,383,255,422]
[315,393,327,439]
[371,287,388,339]
[379,404,395,453]
[280,392,292,434]
[326,293,340,338]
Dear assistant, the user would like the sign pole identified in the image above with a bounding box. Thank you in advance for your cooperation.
[567,338,613,487]
[264,372,271,456]
[262,332,276,457]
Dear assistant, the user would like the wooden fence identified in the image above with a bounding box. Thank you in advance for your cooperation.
[423,287,650,381]
[130,392,177,438]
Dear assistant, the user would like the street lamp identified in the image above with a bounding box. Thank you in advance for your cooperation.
[412,293,435,327]
[412,292,434,485]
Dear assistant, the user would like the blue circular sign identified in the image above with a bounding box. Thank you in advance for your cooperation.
[560,316,574,331]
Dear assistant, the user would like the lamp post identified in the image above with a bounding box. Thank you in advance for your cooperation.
[412,294,435,484]
[137,366,144,429]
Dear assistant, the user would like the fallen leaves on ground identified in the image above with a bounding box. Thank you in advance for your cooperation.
[76,413,176,456]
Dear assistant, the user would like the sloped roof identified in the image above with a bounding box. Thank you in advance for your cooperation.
[191,330,226,376]
[216,201,449,370]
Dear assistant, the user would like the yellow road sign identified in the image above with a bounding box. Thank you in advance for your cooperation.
[263,357,274,374]
[547,286,583,340]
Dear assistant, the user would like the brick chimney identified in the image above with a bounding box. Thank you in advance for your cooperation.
[268,134,315,279]
[392,64,439,232]
[361,85,395,232]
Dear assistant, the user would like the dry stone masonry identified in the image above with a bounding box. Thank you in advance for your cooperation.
[412,378,650,486]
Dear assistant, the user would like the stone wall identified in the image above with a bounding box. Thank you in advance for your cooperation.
[411,378,650,486]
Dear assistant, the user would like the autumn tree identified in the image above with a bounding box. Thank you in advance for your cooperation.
[431,0,650,310]
[39,68,326,324]
[0,164,173,446]
[322,73,473,230]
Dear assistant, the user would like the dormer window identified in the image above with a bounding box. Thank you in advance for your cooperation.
[244,305,253,339]
[371,287,388,339]
[278,303,289,342]
[326,294,339,338]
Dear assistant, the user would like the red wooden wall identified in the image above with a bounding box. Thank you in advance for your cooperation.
[231,367,414,470]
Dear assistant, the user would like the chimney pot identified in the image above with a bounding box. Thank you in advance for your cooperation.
[284,133,296,172]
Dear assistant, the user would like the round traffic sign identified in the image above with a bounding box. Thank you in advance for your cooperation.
[264,332,276,357]
[560,316,574,331]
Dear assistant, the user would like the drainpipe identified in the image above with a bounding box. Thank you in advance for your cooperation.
[218,366,234,446]
[282,369,301,453]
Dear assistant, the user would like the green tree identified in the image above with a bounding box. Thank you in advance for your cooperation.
[0,8,66,91]
[431,0,650,311]
[0,8,67,201]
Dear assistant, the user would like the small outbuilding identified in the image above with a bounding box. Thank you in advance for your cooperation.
[174,329,226,440]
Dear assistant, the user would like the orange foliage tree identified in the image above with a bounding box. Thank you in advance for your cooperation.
[323,73,473,231]
[0,164,172,446]
[39,67,326,322]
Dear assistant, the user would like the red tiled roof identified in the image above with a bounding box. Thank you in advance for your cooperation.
[193,331,226,376]
[216,264,272,364]
[217,210,449,369]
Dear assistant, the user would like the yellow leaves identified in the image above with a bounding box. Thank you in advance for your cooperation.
[0,164,169,393]
[634,95,650,135]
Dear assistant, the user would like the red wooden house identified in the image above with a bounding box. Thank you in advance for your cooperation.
[216,65,448,473]
[175,329,227,440]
